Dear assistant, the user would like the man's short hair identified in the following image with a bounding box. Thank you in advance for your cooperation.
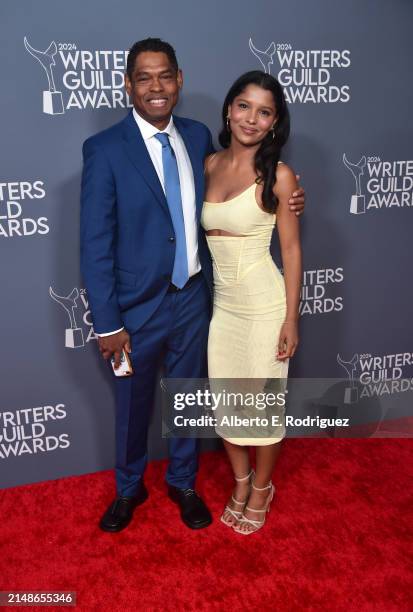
[126,38,179,79]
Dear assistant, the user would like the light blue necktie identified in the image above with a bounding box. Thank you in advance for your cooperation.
[154,132,189,289]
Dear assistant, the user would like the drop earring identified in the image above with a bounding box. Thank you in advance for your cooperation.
[226,116,231,131]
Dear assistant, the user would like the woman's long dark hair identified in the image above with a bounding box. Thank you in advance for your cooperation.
[219,71,290,213]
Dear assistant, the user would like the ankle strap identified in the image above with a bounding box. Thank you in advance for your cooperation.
[235,469,254,483]
[251,480,272,491]
[245,505,267,513]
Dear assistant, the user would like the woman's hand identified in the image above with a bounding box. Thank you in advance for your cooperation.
[277,319,299,360]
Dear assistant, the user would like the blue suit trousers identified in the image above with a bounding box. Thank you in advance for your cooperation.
[114,274,210,497]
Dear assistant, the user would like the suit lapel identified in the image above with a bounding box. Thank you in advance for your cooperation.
[174,117,204,222]
[122,111,169,215]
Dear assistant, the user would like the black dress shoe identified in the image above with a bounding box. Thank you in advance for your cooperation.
[168,486,212,529]
[99,484,148,532]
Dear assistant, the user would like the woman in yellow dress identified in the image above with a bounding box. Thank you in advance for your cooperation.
[201,71,302,534]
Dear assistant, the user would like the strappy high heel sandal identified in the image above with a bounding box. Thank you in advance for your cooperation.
[232,479,275,535]
[220,469,254,527]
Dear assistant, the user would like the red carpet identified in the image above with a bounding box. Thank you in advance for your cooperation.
[2,440,412,611]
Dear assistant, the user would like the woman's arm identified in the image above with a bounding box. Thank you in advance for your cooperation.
[273,163,303,359]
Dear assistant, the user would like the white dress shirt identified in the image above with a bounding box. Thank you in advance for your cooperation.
[98,109,200,337]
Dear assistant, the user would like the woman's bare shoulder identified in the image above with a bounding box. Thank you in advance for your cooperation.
[274,162,297,195]
[276,161,295,178]
[204,150,226,176]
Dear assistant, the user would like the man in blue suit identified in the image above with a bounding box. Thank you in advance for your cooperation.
[81,38,305,532]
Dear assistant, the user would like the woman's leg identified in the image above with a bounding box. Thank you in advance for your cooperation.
[236,441,282,533]
[254,441,282,487]
[221,440,252,526]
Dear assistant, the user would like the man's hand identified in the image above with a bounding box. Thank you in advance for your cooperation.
[288,174,305,216]
[98,330,131,369]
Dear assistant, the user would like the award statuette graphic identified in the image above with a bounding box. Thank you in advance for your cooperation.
[24,37,64,115]
[249,38,276,75]
[337,353,359,404]
[49,287,85,348]
[343,154,366,214]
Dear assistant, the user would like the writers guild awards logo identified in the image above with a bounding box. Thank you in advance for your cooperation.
[248,38,351,104]
[343,154,366,214]
[49,287,85,348]
[249,38,276,74]
[0,404,70,459]
[0,180,49,238]
[343,154,413,213]
[337,351,412,401]
[299,267,344,316]
[24,37,64,115]
[24,36,130,113]
[337,353,359,404]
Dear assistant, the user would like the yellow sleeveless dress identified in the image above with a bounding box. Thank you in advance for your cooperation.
[201,170,289,446]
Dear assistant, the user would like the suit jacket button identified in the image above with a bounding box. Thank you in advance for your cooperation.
[169,237,175,242]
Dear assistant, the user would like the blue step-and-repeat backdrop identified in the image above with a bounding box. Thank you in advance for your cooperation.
[1,0,412,488]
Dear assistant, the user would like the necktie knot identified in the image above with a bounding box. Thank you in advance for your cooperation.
[155,132,170,148]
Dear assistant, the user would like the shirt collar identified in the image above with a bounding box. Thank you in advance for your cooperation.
[132,108,175,141]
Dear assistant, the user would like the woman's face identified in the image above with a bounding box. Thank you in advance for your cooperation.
[227,84,277,146]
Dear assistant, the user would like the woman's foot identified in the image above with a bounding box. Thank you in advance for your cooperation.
[233,480,275,534]
[220,470,254,527]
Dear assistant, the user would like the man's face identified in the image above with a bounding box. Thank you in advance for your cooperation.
[125,51,183,128]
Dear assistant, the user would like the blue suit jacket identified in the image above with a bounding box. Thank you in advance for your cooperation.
[80,110,214,334]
